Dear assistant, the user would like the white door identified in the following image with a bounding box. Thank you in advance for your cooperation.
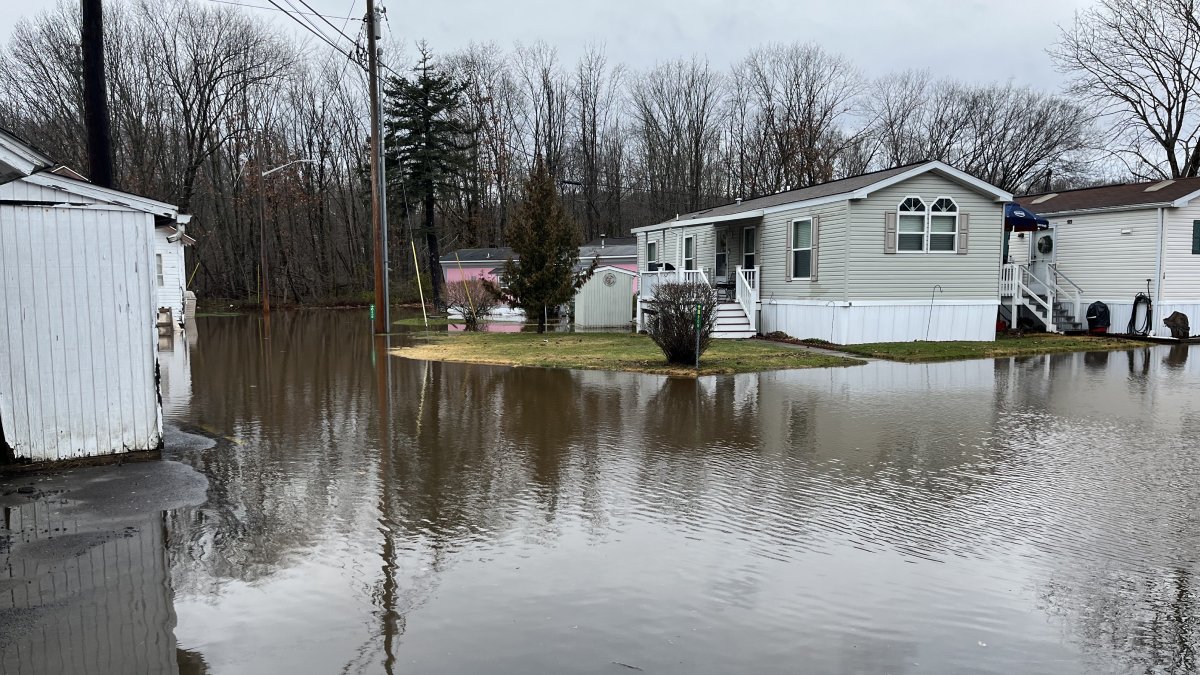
[1028,227,1056,295]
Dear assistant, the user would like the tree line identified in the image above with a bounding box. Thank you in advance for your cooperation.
[0,0,1190,303]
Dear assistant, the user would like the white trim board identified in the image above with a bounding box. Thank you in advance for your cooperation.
[22,172,178,218]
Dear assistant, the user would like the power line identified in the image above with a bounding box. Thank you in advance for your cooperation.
[262,0,360,67]
[286,0,360,46]
[203,0,361,20]
[279,0,354,53]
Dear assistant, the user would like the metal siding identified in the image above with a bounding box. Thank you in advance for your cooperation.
[847,173,1004,300]
[153,229,186,324]
[759,202,846,301]
[575,269,635,326]
[1050,208,1159,300]
[0,204,161,460]
[0,179,88,204]
[761,301,997,343]
[1160,204,1200,302]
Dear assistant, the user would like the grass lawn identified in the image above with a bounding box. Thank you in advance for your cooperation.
[393,316,456,327]
[825,333,1139,362]
[390,332,862,376]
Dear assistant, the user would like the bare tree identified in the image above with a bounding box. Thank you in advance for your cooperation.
[1052,0,1200,179]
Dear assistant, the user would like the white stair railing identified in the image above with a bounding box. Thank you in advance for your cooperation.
[1047,263,1083,324]
[1015,265,1055,331]
[680,269,710,286]
[734,266,759,328]
[1000,263,1017,297]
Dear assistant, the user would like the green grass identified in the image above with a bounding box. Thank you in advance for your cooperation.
[827,333,1139,362]
[393,316,455,327]
[390,332,862,376]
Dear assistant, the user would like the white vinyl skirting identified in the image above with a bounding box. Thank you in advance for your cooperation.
[760,300,999,344]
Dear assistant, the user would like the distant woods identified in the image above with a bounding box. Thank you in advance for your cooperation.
[0,0,1176,303]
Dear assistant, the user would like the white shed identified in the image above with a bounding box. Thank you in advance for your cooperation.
[154,218,195,329]
[574,266,635,327]
[0,132,183,462]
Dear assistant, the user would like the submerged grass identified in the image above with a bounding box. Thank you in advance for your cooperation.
[827,333,1139,362]
[390,332,862,376]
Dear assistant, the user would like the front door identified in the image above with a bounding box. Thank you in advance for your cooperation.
[1028,226,1056,294]
[715,235,728,281]
[742,227,756,270]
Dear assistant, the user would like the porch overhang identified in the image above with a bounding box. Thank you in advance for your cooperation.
[631,210,765,234]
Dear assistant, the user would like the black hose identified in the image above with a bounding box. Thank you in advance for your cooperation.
[1128,292,1153,335]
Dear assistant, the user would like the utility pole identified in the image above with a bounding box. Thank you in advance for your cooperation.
[81,0,113,188]
[367,0,390,333]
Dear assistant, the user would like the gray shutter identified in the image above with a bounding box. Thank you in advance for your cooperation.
[785,219,793,281]
[957,213,970,255]
[884,211,897,254]
[811,215,820,282]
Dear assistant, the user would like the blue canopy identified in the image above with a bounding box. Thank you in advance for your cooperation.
[1005,202,1050,231]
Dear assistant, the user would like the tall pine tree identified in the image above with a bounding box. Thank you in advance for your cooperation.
[384,45,476,307]
[503,158,593,332]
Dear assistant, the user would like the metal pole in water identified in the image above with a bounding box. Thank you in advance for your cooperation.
[695,302,701,371]
[925,284,943,341]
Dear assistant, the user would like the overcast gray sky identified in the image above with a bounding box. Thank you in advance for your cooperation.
[0,0,1089,90]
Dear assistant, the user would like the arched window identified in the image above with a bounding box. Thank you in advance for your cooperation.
[929,197,958,252]
[897,197,927,252]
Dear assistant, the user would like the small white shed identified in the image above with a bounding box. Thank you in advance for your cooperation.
[154,218,195,329]
[574,266,635,327]
[0,132,182,462]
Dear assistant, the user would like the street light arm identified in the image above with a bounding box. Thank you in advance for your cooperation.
[261,158,318,178]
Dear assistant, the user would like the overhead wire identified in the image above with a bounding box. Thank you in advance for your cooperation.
[203,0,361,20]
[262,0,360,68]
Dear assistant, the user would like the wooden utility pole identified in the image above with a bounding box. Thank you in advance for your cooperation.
[81,0,113,188]
[367,0,390,333]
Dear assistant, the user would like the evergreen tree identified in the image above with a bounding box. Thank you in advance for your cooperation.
[502,158,593,333]
[384,44,476,307]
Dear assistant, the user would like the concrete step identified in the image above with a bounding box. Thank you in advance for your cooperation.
[713,329,757,339]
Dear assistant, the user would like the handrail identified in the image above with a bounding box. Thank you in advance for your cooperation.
[734,266,759,327]
[1000,263,1017,296]
[1016,266,1053,316]
[1047,263,1083,295]
[680,269,709,286]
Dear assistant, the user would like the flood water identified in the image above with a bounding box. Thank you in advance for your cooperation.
[9,310,1200,674]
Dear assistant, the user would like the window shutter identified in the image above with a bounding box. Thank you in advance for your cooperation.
[884,211,897,254]
[785,219,793,281]
[957,213,970,255]
[811,215,820,281]
[1192,220,1200,254]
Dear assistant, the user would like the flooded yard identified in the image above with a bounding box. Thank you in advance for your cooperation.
[6,310,1200,673]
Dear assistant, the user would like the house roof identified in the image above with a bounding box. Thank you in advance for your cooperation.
[631,160,1012,233]
[1017,178,1200,215]
[443,241,636,265]
[0,127,55,185]
[441,247,515,264]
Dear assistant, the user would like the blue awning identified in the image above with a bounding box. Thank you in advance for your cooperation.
[1005,202,1050,232]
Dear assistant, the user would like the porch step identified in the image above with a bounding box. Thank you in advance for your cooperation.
[713,329,757,339]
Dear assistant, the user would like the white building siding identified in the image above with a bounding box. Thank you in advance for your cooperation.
[153,228,186,326]
[761,300,996,344]
[0,180,89,204]
[758,202,847,301]
[0,204,162,461]
[1160,204,1200,302]
[846,173,1005,300]
[1047,208,1159,301]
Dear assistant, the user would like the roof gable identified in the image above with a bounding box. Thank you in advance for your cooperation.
[0,127,54,185]
[631,161,1011,232]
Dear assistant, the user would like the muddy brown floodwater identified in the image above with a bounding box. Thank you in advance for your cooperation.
[5,309,1200,674]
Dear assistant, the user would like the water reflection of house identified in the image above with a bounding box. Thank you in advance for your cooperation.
[158,328,194,418]
[0,505,181,673]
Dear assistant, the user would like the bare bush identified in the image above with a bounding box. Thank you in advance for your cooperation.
[444,278,500,331]
[645,282,717,365]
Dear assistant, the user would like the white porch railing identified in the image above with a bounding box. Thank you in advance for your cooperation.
[639,269,711,300]
[1048,263,1083,324]
[1000,263,1017,297]
[680,269,710,286]
[734,265,758,324]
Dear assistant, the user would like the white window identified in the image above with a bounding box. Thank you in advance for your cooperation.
[683,235,696,270]
[647,240,658,264]
[929,197,958,252]
[742,227,756,269]
[714,235,728,279]
[156,254,165,287]
[791,218,812,279]
[897,197,927,252]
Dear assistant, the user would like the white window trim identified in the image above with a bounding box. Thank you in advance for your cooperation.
[896,195,928,254]
[156,253,165,287]
[790,218,813,280]
[927,196,959,254]
[646,239,658,263]
[742,226,757,269]
[682,235,696,271]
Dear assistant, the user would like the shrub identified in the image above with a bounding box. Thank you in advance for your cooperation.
[645,282,717,365]
[444,278,500,331]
